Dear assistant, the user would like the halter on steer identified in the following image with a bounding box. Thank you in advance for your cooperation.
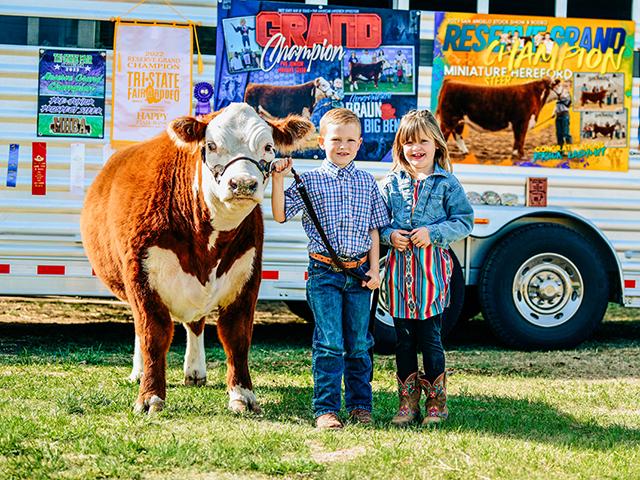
[201,145,274,183]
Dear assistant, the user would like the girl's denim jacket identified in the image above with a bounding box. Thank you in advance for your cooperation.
[379,164,474,249]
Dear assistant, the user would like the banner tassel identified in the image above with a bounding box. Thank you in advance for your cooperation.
[193,24,204,74]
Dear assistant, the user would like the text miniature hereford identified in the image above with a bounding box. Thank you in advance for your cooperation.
[80,103,313,414]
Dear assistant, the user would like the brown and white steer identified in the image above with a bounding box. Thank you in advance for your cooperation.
[80,103,313,414]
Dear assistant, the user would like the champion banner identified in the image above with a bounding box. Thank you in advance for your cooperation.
[112,23,193,145]
[37,49,106,139]
[432,13,634,171]
[215,1,420,161]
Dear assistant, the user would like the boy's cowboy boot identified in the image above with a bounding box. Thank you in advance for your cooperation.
[420,372,449,425]
[391,371,421,426]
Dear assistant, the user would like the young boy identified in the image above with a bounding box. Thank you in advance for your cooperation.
[271,108,390,429]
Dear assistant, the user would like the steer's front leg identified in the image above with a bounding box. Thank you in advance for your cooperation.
[216,275,261,414]
[126,277,174,415]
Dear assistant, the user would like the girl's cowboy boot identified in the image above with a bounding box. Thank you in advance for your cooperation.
[420,372,449,425]
[391,371,421,426]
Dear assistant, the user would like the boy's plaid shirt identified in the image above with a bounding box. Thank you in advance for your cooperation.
[284,159,390,258]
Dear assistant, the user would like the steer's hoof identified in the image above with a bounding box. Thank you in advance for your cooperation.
[228,386,261,414]
[229,398,262,414]
[229,399,248,413]
[184,375,207,387]
[133,395,165,415]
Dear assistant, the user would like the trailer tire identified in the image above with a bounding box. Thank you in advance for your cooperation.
[373,249,465,355]
[479,224,608,350]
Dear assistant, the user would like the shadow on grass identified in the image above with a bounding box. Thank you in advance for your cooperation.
[208,383,640,450]
[2,319,639,380]
[441,393,640,449]
[2,321,639,447]
[0,321,314,356]
[445,317,640,350]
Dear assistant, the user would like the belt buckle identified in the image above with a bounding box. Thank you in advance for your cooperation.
[328,255,349,272]
[330,261,343,272]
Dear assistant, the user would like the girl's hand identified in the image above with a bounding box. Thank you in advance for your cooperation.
[410,227,431,248]
[271,157,293,178]
[390,229,411,252]
[362,268,380,290]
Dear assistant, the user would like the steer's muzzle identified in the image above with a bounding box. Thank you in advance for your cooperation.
[229,176,258,197]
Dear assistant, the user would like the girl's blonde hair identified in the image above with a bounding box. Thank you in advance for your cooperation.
[391,109,452,174]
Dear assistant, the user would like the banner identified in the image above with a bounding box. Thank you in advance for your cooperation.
[215,1,420,161]
[31,142,47,196]
[112,23,193,144]
[37,49,106,139]
[432,13,634,171]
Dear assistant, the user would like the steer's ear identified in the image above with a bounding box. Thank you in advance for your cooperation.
[267,115,315,154]
[168,110,224,150]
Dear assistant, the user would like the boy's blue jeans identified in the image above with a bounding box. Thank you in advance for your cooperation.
[306,258,374,417]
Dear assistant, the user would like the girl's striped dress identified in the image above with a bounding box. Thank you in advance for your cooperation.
[384,179,452,320]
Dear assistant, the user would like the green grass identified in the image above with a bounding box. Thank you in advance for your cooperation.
[0,303,639,479]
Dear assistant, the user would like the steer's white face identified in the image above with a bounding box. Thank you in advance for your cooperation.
[201,103,275,207]
[168,102,314,231]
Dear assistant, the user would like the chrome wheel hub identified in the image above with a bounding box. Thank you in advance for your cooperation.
[512,253,583,327]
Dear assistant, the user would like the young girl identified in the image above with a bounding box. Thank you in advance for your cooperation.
[379,110,474,426]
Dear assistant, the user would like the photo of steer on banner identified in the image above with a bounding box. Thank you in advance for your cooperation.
[573,73,624,111]
[222,16,263,73]
[343,46,415,95]
[581,110,627,147]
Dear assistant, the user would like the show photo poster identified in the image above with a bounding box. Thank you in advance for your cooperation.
[432,13,634,171]
[215,0,420,161]
[112,22,192,145]
[37,49,106,139]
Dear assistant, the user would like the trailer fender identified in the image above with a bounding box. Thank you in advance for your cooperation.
[471,205,624,303]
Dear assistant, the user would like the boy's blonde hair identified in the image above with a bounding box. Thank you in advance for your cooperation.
[319,108,362,136]
[391,109,452,174]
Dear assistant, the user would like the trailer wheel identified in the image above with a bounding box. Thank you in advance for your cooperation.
[479,224,608,350]
[373,249,465,355]
[284,300,314,322]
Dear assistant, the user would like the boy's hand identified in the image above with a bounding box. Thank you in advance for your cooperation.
[410,227,431,248]
[271,157,293,178]
[362,268,380,290]
[391,229,411,252]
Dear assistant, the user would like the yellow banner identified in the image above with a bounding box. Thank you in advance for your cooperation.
[111,22,193,146]
[431,13,634,171]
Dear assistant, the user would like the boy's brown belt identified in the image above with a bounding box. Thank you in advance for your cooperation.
[309,252,368,270]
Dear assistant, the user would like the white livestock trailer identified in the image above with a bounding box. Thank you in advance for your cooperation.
[0,0,639,350]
